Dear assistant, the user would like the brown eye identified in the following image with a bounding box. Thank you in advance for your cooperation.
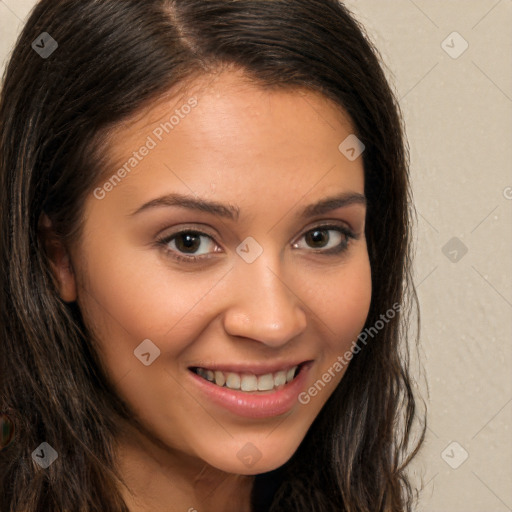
[174,232,203,253]
[305,228,336,249]
[293,225,355,254]
[156,229,220,264]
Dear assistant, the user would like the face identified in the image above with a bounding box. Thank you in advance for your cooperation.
[52,69,371,476]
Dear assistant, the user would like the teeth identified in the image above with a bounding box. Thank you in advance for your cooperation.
[241,374,258,392]
[214,370,226,387]
[225,372,241,390]
[194,365,299,392]
[274,370,287,387]
[257,374,275,391]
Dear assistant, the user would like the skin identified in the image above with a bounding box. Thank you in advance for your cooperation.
[40,68,372,512]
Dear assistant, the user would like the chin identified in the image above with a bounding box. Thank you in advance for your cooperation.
[198,431,304,475]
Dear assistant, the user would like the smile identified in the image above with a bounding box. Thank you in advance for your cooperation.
[187,360,313,418]
[191,365,300,392]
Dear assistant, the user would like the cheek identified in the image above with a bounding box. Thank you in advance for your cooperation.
[296,253,371,409]
[308,251,372,352]
[74,245,228,398]
[76,242,218,344]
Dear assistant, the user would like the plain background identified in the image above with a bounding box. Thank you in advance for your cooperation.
[1,1,511,510]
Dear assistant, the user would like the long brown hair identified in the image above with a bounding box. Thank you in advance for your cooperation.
[0,1,426,510]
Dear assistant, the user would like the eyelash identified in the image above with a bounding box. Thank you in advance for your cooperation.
[155,223,358,265]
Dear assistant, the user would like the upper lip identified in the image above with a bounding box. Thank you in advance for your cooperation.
[188,359,313,376]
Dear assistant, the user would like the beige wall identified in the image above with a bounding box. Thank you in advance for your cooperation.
[1,1,511,510]
[342,2,512,511]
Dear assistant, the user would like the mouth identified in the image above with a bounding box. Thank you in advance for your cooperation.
[189,362,305,393]
[187,360,313,419]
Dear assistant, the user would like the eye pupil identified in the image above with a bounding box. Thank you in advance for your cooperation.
[306,229,328,248]
[177,233,201,253]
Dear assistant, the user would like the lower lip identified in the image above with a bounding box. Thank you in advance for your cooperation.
[187,363,312,419]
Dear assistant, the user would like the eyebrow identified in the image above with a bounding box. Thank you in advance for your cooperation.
[128,191,366,220]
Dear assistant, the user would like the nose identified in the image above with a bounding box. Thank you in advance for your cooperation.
[222,252,308,348]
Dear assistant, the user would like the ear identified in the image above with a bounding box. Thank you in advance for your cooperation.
[38,212,77,303]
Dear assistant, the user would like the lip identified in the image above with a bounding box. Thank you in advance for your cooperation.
[187,360,314,419]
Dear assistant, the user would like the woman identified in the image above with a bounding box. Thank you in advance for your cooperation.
[0,1,426,510]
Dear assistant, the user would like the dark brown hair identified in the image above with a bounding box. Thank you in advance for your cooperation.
[0,1,426,510]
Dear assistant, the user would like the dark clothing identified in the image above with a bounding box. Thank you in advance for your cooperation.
[251,465,286,512]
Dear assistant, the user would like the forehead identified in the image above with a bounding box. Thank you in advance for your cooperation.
[104,68,357,166]
[95,69,364,213]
